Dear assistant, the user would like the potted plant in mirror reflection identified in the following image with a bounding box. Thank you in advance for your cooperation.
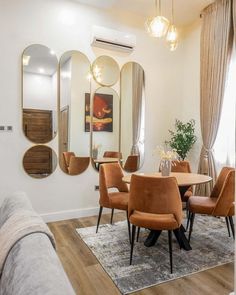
[166,119,197,160]
[155,146,179,176]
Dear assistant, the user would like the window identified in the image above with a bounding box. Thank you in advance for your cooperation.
[214,50,236,173]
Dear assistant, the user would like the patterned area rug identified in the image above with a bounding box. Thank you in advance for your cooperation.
[76,215,234,294]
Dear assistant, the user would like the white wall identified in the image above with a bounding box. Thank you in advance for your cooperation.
[0,0,199,221]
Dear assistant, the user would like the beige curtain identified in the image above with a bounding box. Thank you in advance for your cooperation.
[196,0,234,195]
[131,63,144,155]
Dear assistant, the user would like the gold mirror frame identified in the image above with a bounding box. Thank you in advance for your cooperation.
[22,44,58,144]
[23,145,57,178]
[120,61,145,173]
[91,56,120,87]
[58,50,91,175]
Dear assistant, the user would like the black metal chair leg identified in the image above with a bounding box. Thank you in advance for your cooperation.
[225,217,231,237]
[188,212,195,243]
[110,208,114,224]
[168,230,173,274]
[229,216,235,239]
[136,227,140,242]
[130,225,136,265]
[126,211,131,243]
[96,206,103,233]
[186,201,190,231]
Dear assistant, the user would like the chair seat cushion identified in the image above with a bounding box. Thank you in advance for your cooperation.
[129,210,179,230]
[109,192,129,211]
[189,196,216,214]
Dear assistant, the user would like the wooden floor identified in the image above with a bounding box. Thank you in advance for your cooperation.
[48,212,234,295]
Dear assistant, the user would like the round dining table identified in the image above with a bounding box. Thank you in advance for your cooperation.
[122,172,212,251]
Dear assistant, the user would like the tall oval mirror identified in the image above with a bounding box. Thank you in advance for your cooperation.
[59,51,90,175]
[120,62,145,172]
[91,87,120,171]
[92,56,120,86]
[22,44,58,143]
[23,145,57,178]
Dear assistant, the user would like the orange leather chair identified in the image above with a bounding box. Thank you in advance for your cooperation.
[68,156,90,175]
[128,174,183,273]
[103,151,122,159]
[188,167,235,242]
[124,155,139,172]
[96,163,130,241]
[62,152,75,172]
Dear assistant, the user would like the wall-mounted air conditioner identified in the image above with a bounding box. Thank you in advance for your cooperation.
[91,25,136,53]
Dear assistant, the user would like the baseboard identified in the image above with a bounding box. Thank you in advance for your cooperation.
[41,206,111,223]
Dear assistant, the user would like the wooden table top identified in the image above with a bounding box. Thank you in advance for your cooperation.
[93,157,120,164]
[122,172,212,187]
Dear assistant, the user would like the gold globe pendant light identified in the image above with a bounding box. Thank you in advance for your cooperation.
[145,0,170,38]
[166,0,178,51]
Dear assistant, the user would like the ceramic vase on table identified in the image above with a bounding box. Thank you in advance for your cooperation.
[161,160,171,176]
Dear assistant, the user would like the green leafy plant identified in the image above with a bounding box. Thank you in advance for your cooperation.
[166,119,197,160]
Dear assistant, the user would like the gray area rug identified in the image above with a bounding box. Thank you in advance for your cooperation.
[76,215,234,294]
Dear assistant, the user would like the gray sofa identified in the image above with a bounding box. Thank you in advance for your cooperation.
[0,192,75,295]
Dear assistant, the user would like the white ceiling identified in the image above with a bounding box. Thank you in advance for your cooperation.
[74,0,215,27]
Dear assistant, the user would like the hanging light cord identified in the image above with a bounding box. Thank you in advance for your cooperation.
[171,0,174,24]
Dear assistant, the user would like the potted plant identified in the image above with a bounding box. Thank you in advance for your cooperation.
[166,119,197,161]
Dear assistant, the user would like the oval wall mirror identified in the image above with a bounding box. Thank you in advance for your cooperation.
[91,87,120,171]
[22,44,58,144]
[59,51,90,175]
[23,145,57,178]
[120,62,145,172]
[92,56,120,86]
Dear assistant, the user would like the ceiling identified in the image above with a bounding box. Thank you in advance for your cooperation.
[74,0,215,27]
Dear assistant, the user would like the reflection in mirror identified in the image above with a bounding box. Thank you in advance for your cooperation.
[120,62,145,172]
[92,56,120,86]
[23,145,57,178]
[59,51,90,175]
[22,44,58,143]
[91,87,120,171]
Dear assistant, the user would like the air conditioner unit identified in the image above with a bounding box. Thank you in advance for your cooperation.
[91,25,136,53]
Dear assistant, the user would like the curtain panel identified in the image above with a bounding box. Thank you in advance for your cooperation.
[196,0,234,195]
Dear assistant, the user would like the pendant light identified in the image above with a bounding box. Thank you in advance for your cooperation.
[145,0,169,38]
[166,0,178,51]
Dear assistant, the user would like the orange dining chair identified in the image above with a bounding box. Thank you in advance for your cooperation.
[96,163,130,242]
[103,151,122,159]
[171,161,193,229]
[62,152,75,172]
[68,156,90,175]
[188,167,235,242]
[128,174,183,273]
[124,155,139,172]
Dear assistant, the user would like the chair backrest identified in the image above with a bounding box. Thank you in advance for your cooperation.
[124,155,139,172]
[99,163,129,207]
[171,161,191,173]
[210,167,235,198]
[103,151,122,159]
[68,156,90,175]
[63,152,75,167]
[128,174,183,227]
[212,169,235,216]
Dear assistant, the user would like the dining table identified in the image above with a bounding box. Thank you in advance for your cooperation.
[123,172,212,251]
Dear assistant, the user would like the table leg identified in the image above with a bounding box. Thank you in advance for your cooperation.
[144,230,162,247]
[144,225,192,251]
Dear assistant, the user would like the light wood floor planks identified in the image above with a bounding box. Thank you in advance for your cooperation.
[47,212,234,295]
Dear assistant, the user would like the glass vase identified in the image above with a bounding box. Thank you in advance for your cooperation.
[161,160,171,176]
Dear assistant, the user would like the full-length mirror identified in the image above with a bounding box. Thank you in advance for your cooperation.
[22,44,58,143]
[91,87,120,171]
[120,62,145,172]
[59,51,90,175]
[23,145,57,178]
[92,56,120,86]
